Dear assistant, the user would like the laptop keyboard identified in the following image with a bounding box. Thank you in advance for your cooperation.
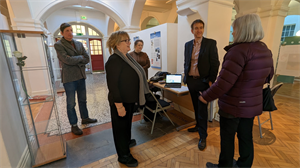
[164,84,181,88]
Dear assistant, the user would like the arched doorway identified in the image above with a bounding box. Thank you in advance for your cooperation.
[141,17,160,30]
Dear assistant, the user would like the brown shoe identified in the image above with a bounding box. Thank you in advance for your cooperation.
[198,138,206,150]
[71,125,83,135]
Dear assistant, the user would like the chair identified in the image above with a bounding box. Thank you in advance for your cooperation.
[258,82,283,138]
[140,91,175,134]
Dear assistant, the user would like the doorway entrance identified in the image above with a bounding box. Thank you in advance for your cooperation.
[89,38,104,71]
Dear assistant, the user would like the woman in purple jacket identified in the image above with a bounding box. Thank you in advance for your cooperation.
[200,14,274,168]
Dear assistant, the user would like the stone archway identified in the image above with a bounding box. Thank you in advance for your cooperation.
[129,0,147,28]
[140,16,160,30]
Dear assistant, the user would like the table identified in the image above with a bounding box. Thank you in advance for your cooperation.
[152,82,215,131]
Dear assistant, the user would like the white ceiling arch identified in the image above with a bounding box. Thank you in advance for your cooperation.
[35,0,126,29]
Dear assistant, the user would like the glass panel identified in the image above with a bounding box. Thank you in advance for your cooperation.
[283,26,286,31]
[94,46,98,51]
[281,32,284,37]
[285,31,289,36]
[1,32,66,166]
[81,26,86,35]
[99,51,102,55]
[90,45,94,51]
[289,31,294,36]
[72,25,76,35]
[91,51,94,55]
[88,28,92,36]
[95,51,98,55]
[286,25,291,31]
[97,40,100,45]
[291,25,295,30]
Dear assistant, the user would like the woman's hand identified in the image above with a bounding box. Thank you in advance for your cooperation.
[199,91,208,104]
[115,103,126,117]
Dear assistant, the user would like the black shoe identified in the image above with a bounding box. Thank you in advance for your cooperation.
[206,162,218,168]
[188,127,198,132]
[198,138,206,150]
[71,125,83,135]
[82,118,97,124]
[118,154,138,167]
[233,159,239,168]
[206,160,237,168]
[129,139,137,148]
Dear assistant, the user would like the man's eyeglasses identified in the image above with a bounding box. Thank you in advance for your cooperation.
[121,39,131,43]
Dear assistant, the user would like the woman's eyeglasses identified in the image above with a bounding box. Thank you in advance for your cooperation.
[121,39,131,43]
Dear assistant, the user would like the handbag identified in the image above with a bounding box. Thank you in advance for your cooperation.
[263,76,277,111]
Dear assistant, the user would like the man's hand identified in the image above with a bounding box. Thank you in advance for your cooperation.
[199,91,208,104]
[209,81,212,87]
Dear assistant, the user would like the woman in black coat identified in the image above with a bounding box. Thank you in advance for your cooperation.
[105,31,150,167]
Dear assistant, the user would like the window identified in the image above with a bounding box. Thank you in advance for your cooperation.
[281,24,296,41]
[71,25,86,35]
[56,24,101,37]
[88,28,99,36]
[89,40,102,55]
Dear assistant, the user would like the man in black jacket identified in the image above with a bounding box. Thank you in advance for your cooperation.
[54,23,97,135]
[183,19,220,150]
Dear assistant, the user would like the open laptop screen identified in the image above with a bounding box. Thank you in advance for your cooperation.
[166,74,182,84]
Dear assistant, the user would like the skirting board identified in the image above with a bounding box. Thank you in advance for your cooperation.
[17,146,31,168]
[31,89,51,96]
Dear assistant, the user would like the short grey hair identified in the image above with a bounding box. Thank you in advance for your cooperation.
[232,13,264,43]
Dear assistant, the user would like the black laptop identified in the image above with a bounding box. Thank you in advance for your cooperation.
[164,74,182,88]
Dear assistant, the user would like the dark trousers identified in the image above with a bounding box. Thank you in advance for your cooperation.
[219,116,254,168]
[110,103,135,158]
[63,78,89,125]
[186,76,209,139]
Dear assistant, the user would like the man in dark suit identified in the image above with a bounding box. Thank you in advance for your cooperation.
[54,23,97,135]
[183,19,220,150]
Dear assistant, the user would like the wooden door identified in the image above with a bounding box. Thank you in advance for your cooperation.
[89,38,104,71]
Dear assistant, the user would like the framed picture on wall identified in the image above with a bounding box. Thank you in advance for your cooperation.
[150,31,161,69]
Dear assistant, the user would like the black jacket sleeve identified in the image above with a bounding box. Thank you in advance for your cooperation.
[208,40,220,83]
[105,55,123,103]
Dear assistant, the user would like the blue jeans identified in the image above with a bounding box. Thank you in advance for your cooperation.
[63,78,89,125]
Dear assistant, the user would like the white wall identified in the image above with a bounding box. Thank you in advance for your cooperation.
[0,34,29,168]
[176,0,233,75]
[283,15,300,36]
[46,8,107,36]
[129,23,178,79]
[0,14,9,29]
